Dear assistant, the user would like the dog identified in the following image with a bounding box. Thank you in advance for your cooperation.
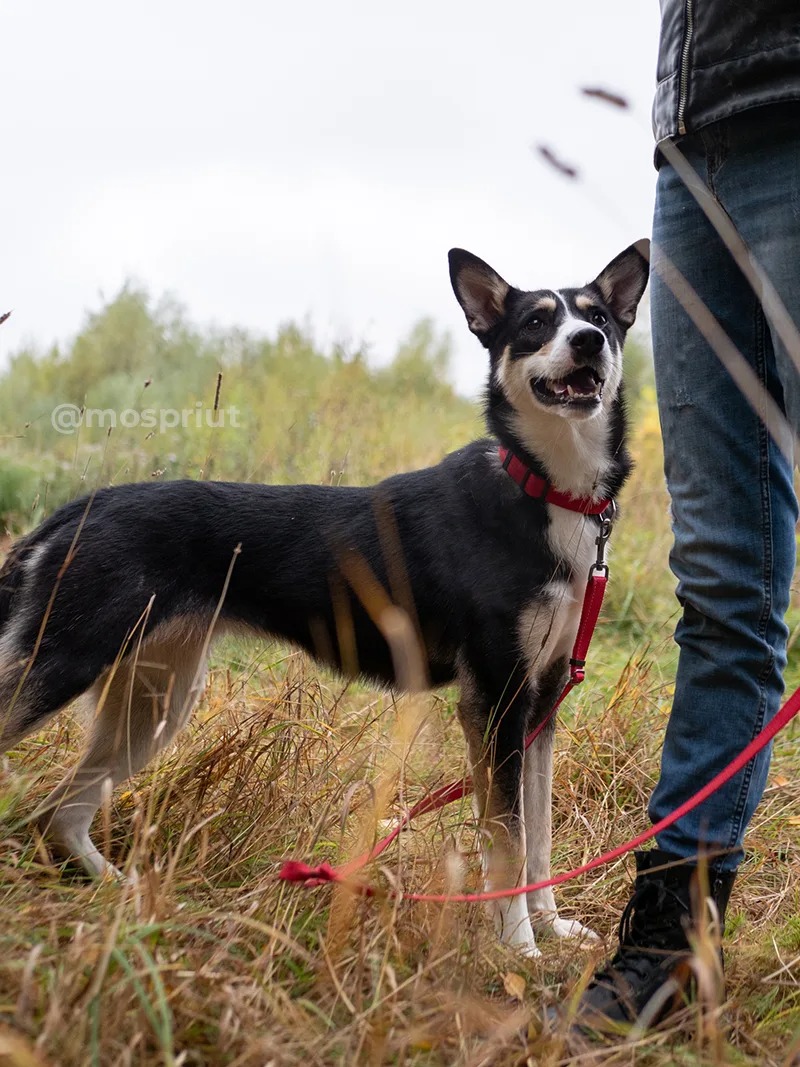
[0,240,648,957]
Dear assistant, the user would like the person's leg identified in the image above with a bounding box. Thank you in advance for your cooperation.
[649,114,798,867]
[723,106,800,436]
[572,110,799,1033]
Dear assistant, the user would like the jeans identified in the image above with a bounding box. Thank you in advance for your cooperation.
[649,105,800,871]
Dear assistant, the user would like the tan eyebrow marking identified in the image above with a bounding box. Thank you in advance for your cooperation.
[532,296,557,312]
[575,295,594,311]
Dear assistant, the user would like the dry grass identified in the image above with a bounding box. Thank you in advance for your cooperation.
[1,639,799,1065]
[1,417,800,1066]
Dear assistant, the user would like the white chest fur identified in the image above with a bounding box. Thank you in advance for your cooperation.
[517,509,598,682]
[546,507,597,583]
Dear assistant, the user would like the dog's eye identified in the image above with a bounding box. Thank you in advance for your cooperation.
[590,310,607,327]
[525,316,543,331]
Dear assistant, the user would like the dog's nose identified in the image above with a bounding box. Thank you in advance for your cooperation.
[569,328,605,358]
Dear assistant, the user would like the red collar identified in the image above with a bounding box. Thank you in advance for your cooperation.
[498,446,612,515]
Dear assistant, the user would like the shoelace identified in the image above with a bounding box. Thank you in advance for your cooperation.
[588,881,691,989]
[619,881,690,949]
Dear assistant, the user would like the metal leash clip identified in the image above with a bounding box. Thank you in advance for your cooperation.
[592,500,617,577]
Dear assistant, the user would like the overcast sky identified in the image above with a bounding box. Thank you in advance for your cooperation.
[2,1,660,395]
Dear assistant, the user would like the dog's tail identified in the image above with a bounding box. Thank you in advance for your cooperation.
[0,497,92,638]
[0,543,28,636]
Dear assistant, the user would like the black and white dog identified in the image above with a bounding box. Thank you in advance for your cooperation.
[0,241,648,956]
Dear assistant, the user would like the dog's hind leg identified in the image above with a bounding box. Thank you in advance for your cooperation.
[0,541,134,755]
[457,660,539,958]
[35,621,209,879]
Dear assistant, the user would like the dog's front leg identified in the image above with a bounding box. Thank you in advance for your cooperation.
[524,719,598,943]
[459,689,539,958]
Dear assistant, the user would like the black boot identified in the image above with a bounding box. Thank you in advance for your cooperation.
[571,849,737,1035]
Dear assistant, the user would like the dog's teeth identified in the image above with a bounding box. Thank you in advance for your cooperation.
[566,385,575,397]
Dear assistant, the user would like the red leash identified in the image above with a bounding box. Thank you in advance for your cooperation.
[280,655,800,901]
[278,450,800,902]
[279,512,614,891]
[403,682,800,903]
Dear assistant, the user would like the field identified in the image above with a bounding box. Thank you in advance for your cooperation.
[1,292,799,1066]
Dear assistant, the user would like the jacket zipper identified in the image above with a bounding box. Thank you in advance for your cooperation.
[677,0,694,135]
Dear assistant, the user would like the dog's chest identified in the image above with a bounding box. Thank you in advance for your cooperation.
[546,507,596,581]
[517,509,597,678]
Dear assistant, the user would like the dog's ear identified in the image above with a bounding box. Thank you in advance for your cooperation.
[449,249,511,343]
[592,239,650,329]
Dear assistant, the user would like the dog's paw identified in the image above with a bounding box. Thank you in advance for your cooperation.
[502,927,542,958]
[494,906,542,959]
[546,917,599,943]
[515,938,543,959]
[97,861,128,883]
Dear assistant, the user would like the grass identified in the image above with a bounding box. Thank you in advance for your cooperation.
[1,394,800,1065]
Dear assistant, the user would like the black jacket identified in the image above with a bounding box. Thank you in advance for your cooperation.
[654,0,800,145]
